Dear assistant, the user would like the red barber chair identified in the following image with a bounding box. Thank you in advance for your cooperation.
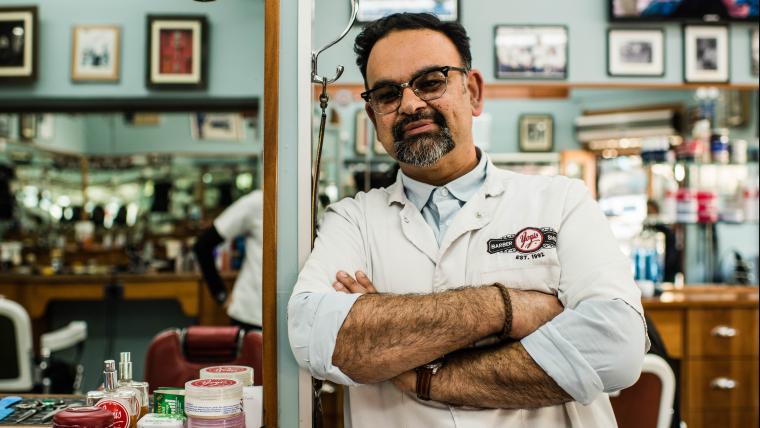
[144,326,262,389]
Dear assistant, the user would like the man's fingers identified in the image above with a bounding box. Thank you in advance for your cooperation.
[332,281,348,293]
[355,271,377,293]
[336,271,360,293]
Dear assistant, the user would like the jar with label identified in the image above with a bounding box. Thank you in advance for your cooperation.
[731,139,748,164]
[710,129,730,164]
[53,407,115,428]
[184,378,242,418]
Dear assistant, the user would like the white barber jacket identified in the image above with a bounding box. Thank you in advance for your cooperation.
[289,162,648,428]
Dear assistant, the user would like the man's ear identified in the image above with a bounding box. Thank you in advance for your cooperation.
[466,69,485,116]
[365,103,377,127]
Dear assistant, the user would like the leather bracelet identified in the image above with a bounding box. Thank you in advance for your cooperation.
[492,283,512,341]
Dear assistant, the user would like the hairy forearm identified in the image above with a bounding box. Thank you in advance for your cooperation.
[333,286,504,384]
[431,341,572,409]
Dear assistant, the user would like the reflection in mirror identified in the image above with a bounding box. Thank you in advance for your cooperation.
[0,111,264,397]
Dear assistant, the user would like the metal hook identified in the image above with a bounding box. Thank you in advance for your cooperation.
[311,0,359,86]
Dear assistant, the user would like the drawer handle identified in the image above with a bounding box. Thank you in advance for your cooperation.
[710,326,737,338]
[710,377,738,390]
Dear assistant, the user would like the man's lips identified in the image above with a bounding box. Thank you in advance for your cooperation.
[403,121,436,137]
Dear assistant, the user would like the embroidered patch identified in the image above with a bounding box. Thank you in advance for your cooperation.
[487,227,558,254]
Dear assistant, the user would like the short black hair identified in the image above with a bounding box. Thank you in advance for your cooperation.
[354,13,472,87]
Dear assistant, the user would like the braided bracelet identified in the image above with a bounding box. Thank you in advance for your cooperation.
[492,283,513,341]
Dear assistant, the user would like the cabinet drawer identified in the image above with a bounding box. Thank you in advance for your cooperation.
[687,309,758,357]
[647,309,683,359]
[686,359,758,409]
[686,409,759,428]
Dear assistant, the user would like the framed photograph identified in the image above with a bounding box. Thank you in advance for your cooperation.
[146,15,208,89]
[357,0,458,23]
[18,114,37,141]
[518,114,554,152]
[190,113,244,140]
[494,25,568,80]
[0,6,37,82]
[71,25,120,82]
[752,27,759,77]
[607,28,664,76]
[683,25,729,83]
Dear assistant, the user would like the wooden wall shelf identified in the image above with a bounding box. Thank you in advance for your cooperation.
[314,82,759,101]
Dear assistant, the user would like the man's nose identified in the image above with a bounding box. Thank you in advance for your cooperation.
[397,86,426,115]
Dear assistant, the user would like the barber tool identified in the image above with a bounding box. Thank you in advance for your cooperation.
[40,403,76,423]
[14,408,39,424]
[0,396,22,421]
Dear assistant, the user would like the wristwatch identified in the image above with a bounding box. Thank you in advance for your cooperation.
[415,359,444,401]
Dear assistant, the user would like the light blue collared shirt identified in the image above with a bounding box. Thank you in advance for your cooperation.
[400,152,487,245]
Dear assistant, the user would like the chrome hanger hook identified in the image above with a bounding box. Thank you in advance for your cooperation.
[311,0,359,86]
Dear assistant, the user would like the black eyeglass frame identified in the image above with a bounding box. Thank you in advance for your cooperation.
[360,65,469,114]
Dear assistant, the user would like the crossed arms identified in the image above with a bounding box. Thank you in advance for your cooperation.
[329,270,570,409]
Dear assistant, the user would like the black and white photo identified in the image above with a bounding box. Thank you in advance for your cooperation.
[518,114,554,152]
[357,0,458,23]
[71,25,120,81]
[608,28,664,76]
[0,6,37,82]
[494,25,568,79]
[683,25,729,83]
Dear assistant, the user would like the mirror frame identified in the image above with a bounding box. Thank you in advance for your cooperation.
[263,0,279,426]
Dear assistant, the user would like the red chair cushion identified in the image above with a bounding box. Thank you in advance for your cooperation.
[144,326,263,391]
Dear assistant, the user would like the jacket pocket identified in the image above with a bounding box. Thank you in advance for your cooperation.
[478,265,560,294]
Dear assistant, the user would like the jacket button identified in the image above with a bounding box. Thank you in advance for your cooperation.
[403,217,409,223]
[475,212,482,219]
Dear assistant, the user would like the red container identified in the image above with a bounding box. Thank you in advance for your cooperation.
[696,191,718,223]
[53,407,115,428]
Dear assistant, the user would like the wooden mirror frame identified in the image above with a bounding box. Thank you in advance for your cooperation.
[263,0,279,426]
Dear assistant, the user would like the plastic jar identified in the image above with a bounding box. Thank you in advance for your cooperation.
[199,366,254,387]
[53,406,115,428]
[184,379,242,419]
[187,413,244,428]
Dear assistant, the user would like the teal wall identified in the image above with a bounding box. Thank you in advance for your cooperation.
[277,0,301,426]
[0,0,263,98]
[312,0,758,155]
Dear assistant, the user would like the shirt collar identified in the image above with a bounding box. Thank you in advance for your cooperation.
[398,148,488,211]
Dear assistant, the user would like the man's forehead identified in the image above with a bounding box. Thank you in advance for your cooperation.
[365,29,460,85]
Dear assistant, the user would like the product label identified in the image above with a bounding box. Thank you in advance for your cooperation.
[206,366,247,373]
[190,379,237,388]
[97,399,130,428]
[185,400,242,417]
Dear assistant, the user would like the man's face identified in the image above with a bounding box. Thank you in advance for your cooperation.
[364,29,483,168]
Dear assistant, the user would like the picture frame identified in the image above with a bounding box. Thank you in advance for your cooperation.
[683,25,729,83]
[146,15,208,89]
[190,113,244,141]
[752,27,759,77]
[18,114,37,141]
[71,25,121,82]
[356,0,459,23]
[518,114,554,152]
[607,28,665,77]
[0,6,38,83]
[494,25,568,80]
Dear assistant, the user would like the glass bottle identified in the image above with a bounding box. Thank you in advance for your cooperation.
[87,360,139,428]
[118,352,149,419]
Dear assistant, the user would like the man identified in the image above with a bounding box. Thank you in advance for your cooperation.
[289,13,648,427]
[194,190,263,331]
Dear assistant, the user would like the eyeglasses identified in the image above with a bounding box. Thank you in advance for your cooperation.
[360,66,469,115]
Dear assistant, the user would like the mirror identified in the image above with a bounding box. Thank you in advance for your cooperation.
[0,4,278,426]
[0,109,264,393]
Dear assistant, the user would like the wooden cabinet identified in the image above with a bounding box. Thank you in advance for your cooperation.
[644,287,759,428]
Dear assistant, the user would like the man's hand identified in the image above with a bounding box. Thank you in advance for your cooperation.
[332,270,377,294]
[390,370,415,394]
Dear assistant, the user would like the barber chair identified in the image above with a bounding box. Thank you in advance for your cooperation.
[0,297,87,393]
[144,326,262,389]
[610,354,676,428]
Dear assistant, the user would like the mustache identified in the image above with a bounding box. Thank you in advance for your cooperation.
[392,110,448,142]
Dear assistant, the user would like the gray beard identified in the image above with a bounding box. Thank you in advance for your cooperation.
[393,127,455,167]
